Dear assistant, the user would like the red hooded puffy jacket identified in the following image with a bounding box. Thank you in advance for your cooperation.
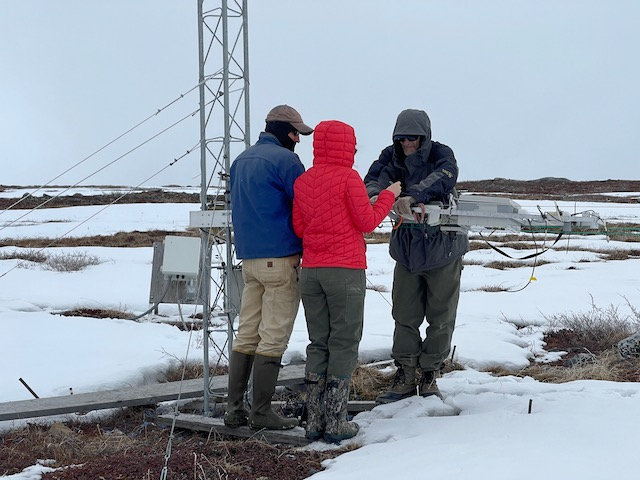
[292,120,395,269]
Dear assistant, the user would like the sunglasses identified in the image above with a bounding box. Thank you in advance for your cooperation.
[291,130,300,137]
[395,136,418,142]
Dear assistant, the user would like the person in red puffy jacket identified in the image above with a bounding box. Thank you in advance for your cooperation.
[292,119,401,443]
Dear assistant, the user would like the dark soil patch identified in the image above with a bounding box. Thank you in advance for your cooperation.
[0,230,198,249]
[540,329,640,382]
[1,408,343,480]
[0,189,200,210]
[457,178,640,203]
[55,308,136,320]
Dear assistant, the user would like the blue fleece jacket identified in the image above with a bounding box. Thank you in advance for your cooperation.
[230,132,305,259]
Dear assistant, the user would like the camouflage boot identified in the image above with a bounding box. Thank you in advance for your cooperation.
[248,354,299,430]
[223,351,254,428]
[304,373,326,441]
[375,362,418,404]
[323,376,359,444]
[419,369,443,400]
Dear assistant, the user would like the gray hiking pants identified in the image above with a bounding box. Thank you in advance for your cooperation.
[300,267,365,379]
[391,257,463,372]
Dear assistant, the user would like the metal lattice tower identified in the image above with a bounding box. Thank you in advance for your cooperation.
[196,0,250,414]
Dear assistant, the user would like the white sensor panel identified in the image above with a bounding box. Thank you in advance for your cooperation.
[161,236,201,278]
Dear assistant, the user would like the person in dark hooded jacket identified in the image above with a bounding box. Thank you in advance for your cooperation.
[364,109,469,403]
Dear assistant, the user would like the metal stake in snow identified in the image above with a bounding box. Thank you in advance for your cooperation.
[18,377,39,399]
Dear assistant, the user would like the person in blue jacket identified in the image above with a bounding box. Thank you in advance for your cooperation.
[226,105,313,430]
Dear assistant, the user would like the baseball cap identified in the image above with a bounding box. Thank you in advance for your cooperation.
[265,105,314,135]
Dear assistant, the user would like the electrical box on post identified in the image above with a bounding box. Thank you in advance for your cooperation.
[161,236,201,279]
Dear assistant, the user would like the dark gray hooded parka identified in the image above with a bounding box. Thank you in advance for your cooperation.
[364,109,469,272]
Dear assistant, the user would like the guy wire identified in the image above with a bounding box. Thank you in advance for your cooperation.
[0,102,212,236]
[1,79,210,215]
[0,144,199,280]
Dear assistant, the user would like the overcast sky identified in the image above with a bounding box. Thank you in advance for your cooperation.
[1,1,638,187]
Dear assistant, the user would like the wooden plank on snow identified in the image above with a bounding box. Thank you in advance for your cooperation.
[156,413,312,446]
[0,363,306,422]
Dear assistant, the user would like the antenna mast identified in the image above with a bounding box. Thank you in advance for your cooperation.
[196,0,250,414]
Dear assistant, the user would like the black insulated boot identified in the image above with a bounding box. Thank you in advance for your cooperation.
[375,363,418,404]
[419,369,444,399]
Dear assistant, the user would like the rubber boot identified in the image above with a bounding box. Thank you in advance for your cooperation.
[248,354,298,430]
[304,373,326,441]
[323,376,359,444]
[223,351,254,428]
[375,362,418,404]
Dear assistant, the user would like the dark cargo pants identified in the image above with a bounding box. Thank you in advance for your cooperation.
[300,267,365,379]
[391,258,462,371]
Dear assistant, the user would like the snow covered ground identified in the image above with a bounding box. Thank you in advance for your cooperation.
[1,188,639,479]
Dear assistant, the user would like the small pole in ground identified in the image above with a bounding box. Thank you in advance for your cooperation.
[18,377,39,399]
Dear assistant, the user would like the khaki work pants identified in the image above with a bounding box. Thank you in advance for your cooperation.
[233,254,301,357]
